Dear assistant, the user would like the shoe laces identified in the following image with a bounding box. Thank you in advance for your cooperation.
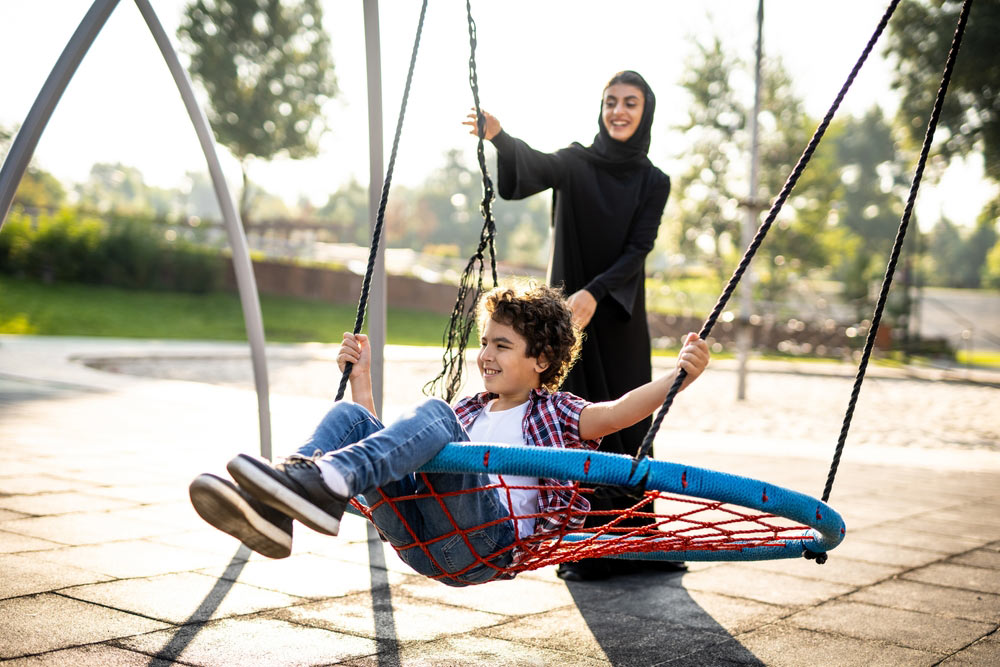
[280,453,319,471]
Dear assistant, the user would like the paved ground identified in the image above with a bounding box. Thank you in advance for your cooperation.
[1,334,999,666]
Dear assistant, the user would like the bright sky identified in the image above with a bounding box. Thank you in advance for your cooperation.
[1,0,995,226]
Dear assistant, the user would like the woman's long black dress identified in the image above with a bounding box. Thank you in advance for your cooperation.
[488,72,670,579]
[491,129,670,461]
[490,133,670,565]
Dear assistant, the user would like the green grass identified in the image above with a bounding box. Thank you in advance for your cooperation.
[4,276,998,369]
[0,276,450,345]
[957,349,1000,368]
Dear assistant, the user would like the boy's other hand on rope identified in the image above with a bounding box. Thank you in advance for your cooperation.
[578,332,710,440]
[676,332,710,390]
[338,333,371,379]
[463,108,501,140]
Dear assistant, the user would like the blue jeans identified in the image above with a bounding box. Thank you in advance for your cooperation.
[296,398,514,586]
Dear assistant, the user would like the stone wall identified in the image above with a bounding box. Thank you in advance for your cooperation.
[226,259,891,355]
[223,259,460,315]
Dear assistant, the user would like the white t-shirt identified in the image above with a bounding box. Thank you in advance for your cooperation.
[466,399,539,539]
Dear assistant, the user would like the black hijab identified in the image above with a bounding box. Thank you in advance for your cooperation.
[568,70,656,174]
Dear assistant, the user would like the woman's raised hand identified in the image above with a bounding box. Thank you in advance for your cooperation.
[337,332,371,378]
[463,108,501,141]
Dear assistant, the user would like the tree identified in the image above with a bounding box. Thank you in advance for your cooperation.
[924,216,964,286]
[1,124,66,211]
[922,202,998,288]
[0,125,11,161]
[75,163,152,215]
[959,210,998,287]
[982,234,1000,288]
[317,178,370,246]
[886,0,1000,182]
[673,37,744,279]
[672,38,840,299]
[11,168,66,211]
[752,59,842,304]
[830,107,910,303]
[178,0,338,223]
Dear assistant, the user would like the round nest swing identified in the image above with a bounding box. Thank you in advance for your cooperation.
[334,0,972,583]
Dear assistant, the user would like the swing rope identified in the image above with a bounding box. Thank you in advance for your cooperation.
[632,0,904,468]
[423,0,499,403]
[335,0,429,402]
[632,0,971,535]
[821,0,972,505]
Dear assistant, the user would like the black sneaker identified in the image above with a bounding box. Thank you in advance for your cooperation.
[227,454,347,536]
[188,473,293,559]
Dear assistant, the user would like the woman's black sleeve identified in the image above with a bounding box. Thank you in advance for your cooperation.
[491,130,565,200]
[584,174,670,316]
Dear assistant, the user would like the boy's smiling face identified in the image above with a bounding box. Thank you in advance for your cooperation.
[477,317,548,410]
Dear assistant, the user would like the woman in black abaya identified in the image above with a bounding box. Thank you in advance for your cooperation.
[465,71,677,581]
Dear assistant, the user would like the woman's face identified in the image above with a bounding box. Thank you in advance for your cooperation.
[602,83,645,142]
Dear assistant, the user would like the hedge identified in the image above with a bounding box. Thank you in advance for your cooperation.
[0,207,223,292]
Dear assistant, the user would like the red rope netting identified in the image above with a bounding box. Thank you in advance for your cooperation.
[350,474,811,584]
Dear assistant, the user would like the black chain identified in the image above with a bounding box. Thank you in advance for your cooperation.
[336,0,428,401]
[423,0,498,402]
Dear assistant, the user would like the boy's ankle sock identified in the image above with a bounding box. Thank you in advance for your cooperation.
[314,458,351,498]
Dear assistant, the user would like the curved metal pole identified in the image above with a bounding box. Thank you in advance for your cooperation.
[134,0,272,458]
[0,0,120,224]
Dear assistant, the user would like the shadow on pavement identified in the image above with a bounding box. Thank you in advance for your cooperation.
[566,570,764,666]
[151,545,251,666]
[366,522,402,667]
[0,375,104,413]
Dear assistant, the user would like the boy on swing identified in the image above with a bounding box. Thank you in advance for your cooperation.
[189,282,709,586]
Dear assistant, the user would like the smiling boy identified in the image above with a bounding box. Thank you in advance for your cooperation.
[189,282,709,586]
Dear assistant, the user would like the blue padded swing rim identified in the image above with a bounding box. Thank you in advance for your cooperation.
[417,442,845,561]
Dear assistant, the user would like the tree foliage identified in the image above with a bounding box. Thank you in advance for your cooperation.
[922,204,999,288]
[75,163,174,216]
[672,37,840,301]
[1,124,66,211]
[316,178,370,246]
[178,0,338,220]
[12,168,66,211]
[830,107,910,302]
[983,232,1000,288]
[0,208,221,292]
[886,0,1000,182]
[379,149,550,269]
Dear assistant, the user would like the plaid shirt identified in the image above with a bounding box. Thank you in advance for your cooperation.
[453,389,600,536]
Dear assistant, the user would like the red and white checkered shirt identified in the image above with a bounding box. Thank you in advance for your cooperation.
[453,389,600,536]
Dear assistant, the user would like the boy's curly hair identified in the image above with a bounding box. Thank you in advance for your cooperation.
[477,281,582,392]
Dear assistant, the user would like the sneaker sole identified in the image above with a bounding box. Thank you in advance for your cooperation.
[189,474,291,559]
[227,455,341,536]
